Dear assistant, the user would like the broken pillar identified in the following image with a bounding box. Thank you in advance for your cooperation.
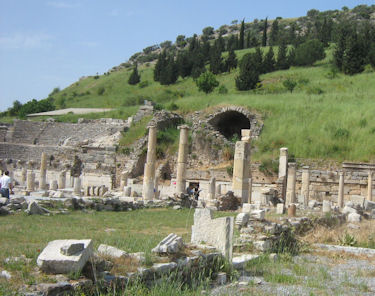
[216,184,222,196]
[176,125,189,195]
[207,177,216,200]
[58,171,66,189]
[232,129,251,203]
[338,171,344,208]
[288,204,296,217]
[286,163,296,206]
[26,170,35,192]
[39,152,47,190]
[142,126,157,200]
[368,170,373,202]
[21,166,27,186]
[120,171,128,190]
[248,177,252,204]
[301,166,310,207]
[74,177,81,196]
[279,147,288,200]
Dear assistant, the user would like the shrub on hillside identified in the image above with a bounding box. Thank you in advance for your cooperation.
[294,39,325,66]
[196,71,219,94]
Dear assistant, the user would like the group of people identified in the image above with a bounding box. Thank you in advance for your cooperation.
[0,171,13,199]
[187,184,201,201]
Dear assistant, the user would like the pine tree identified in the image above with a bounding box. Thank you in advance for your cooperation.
[263,46,275,73]
[239,19,245,50]
[227,34,238,51]
[246,31,251,48]
[270,19,279,46]
[276,40,289,70]
[235,53,260,90]
[225,48,238,72]
[201,40,211,62]
[262,18,268,47]
[196,71,219,94]
[128,63,140,85]
[217,34,226,52]
[333,25,350,70]
[318,17,332,47]
[160,56,178,85]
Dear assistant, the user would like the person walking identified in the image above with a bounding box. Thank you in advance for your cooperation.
[0,171,13,199]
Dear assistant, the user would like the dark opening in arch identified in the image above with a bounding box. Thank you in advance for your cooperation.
[209,111,251,140]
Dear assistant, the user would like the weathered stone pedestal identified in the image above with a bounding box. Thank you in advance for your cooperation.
[27,170,35,192]
[58,171,66,189]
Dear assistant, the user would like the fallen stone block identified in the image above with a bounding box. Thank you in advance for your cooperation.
[152,233,184,254]
[342,206,358,215]
[0,198,8,205]
[235,213,249,227]
[350,195,365,208]
[98,244,127,258]
[152,262,177,275]
[365,200,375,211]
[37,281,73,295]
[37,239,93,274]
[322,200,331,213]
[242,203,260,213]
[232,254,259,269]
[249,210,265,220]
[276,203,285,214]
[308,200,317,209]
[254,240,272,252]
[27,201,49,215]
[61,243,84,256]
[347,212,361,223]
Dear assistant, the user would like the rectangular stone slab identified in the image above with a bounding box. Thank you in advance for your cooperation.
[37,239,93,274]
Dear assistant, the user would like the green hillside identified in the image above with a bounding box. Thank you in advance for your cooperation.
[2,4,375,163]
[17,44,375,163]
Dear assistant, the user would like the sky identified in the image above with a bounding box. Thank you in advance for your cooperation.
[0,0,374,111]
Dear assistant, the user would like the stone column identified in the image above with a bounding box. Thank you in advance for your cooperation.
[248,177,252,204]
[154,176,159,199]
[39,152,47,190]
[232,130,251,203]
[21,166,27,186]
[176,125,189,195]
[286,163,296,206]
[51,180,58,190]
[216,184,222,196]
[74,177,81,196]
[26,170,35,192]
[279,148,288,200]
[301,166,310,207]
[142,126,157,200]
[338,171,344,208]
[207,177,216,200]
[368,170,373,202]
[58,171,66,189]
[120,171,128,190]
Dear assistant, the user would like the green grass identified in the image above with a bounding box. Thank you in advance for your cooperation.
[2,45,375,162]
[118,115,152,147]
[0,209,196,292]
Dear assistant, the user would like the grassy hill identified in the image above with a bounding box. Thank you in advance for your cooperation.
[29,44,375,163]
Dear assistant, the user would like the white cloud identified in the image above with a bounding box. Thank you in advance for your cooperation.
[0,33,53,50]
[46,1,78,8]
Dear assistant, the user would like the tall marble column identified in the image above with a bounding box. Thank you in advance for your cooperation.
[338,171,344,208]
[368,170,373,202]
[142,126,157,200]
[176,125,189,195]
[39,152,47,190]
[286,163,296,206]
[232,130,251,203]
[301,166,310,207]
[279,147,288,200]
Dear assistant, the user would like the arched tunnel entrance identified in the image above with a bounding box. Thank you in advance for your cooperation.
[208,111,251,140]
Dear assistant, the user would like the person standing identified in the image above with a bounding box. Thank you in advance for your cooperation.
[0,171,13,199]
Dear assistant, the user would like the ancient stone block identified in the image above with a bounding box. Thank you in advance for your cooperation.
[152,233,184,254]
[347,212,361,223]
[98,244,127,258]
[235,213,249,227]
[37,239,93,274]
[322,200,331,213]
[191,209,234,259]
[276,203,285,214]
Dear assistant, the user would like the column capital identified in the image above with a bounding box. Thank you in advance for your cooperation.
[178,124,190,130]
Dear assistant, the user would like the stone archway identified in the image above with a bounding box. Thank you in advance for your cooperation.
[208,110,250,140]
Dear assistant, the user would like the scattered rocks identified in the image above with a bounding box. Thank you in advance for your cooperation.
[347,212,361,222]
[27,201,50,215]
[0,270,11,280]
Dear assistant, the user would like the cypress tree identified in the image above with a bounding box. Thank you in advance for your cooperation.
[154,51,167,81]
[263,46,275,73]
[270,19,279,46]
[160,56,178,85]
[276,40,289,70]
[253,47,264,74]
[342,33,365,75]
[225,48,238,72]
[210,41,223,74]
[227,34,238,51]
[235,53,260,90]
[239,19,245,50]
[128,63,140,85]
[176,51,193,78]
[262,18,268,47]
